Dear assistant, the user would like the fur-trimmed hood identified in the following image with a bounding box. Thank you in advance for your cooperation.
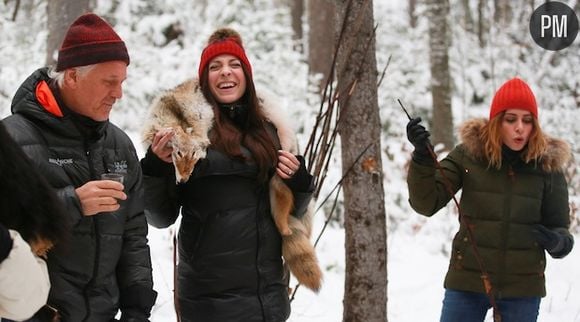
[143,78,298,153]
[458,118,572,173]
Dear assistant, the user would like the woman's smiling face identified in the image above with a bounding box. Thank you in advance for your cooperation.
[207,54,247,104]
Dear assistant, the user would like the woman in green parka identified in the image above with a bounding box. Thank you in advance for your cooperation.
[406,77,574,322]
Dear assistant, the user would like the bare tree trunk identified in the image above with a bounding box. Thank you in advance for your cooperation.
[335,1,387,321]
[409,0,417,28]
[427,0,454,149]
[290,0,304,52]
[13,0,35,21]
[461,0,474,33]
[493,0,512,25]
[46,0,91,67]
[308,0,336,92]
[288,0,304,52]
[477,0,486,47]
[10,0,20,21]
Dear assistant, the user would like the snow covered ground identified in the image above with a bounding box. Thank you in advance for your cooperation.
[143,204,580,322]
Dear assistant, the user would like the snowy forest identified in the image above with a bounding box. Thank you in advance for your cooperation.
[0,0,578,321]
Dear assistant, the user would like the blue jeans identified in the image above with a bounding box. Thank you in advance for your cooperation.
[440,289,541,322]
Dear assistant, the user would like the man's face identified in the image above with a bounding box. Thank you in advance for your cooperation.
[65,61,127,121]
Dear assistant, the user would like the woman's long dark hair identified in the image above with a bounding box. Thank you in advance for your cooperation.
[0,122,69,245]
[200,65,278,182]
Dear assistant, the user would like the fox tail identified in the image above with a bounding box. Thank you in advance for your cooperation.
[282,210,323,292]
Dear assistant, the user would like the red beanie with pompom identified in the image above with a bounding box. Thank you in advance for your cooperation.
[198,28,252,80]
[56,13,129,71]
[489,78,538,120]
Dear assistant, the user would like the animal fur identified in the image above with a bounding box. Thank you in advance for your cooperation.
[269,175,293,236]
[142,79,213,183]
[142,79,323,292]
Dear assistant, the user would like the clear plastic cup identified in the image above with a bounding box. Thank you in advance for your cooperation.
[100,173,124,184]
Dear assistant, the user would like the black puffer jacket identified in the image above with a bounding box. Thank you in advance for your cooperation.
[142,145,312,322]
[2,68,156,322]
[141,79,314,322]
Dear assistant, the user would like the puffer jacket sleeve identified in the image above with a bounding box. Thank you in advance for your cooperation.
[540,171,574,258]
[0,230,50,321]
[407,146,464,216]
[54,185,85,226]
[117,149,157,321]
[140,147,180,228]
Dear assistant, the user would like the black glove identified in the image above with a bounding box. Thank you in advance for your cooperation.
[282,155,313,192]
[532,224,561,250]
[532,224,574,258]
[406,117,433,165]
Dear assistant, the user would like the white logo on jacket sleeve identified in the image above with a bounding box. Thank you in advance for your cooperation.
[48,158,74,166]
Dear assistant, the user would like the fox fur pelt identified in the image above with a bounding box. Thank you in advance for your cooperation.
[142,79,322,292]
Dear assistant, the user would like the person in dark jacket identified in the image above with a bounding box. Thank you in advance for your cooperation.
[406,77,574,322]
[1,13,156,322]
[141,28,315,322]
[0,121,70,321]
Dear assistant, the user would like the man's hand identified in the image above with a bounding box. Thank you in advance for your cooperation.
[75,180,126,216]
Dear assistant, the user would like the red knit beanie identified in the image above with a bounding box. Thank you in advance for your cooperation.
[198,28,252,80]
[56,13,130,72]
[489,78,538,120]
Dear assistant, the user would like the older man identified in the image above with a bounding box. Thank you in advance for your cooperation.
[2,13,156,321]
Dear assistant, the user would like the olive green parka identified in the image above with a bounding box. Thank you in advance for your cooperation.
[407,118,573,298]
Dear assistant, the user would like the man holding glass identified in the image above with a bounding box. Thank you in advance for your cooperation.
[2,13,156,321]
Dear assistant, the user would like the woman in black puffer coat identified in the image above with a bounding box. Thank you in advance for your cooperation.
[141,28,315,322]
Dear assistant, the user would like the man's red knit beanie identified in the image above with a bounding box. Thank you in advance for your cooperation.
[56,13,130,72]
[198,28,252,81]
[489,78,538,120]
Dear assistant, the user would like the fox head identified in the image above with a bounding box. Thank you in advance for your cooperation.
[170,126,208,183]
